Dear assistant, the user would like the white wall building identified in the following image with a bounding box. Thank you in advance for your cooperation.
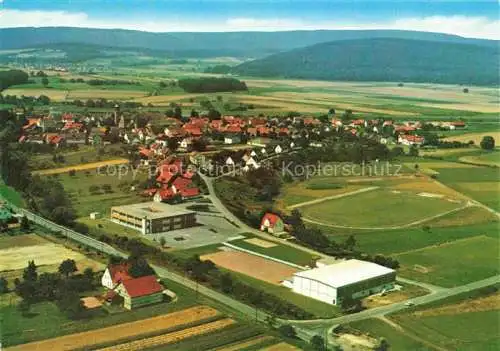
[292,259,396,306]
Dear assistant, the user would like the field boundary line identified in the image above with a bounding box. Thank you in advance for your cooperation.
[286,186,379,210]
[392,234,493,256]
[302,203,470,230]
[222,242,306,269]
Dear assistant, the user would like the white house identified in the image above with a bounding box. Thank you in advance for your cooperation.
[225,157,235,166]
[243,157,260,172]
[274,145,283,154]
[291,259,396,305]
[224,135,241,144]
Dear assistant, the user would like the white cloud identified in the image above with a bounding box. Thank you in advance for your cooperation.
[0,9,498,40]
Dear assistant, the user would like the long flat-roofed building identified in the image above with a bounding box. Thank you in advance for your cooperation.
[111,202,196,234]
[292,259,395,306]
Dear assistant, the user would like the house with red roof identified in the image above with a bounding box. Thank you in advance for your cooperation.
[153,188,175,202]
[398,134,424,146]
[101,263,132,289]
[260,212,285,234]
[101,263,164,310]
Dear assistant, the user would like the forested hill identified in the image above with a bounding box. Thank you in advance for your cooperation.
[232,38,500,85]
[0,27,496,57]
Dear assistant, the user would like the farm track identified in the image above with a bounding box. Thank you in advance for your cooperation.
[32,158,129,175]
[97,318,235,351]
[286,186,379,209]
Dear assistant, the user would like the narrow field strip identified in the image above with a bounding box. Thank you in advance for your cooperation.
[6,306,219,351]
[98,318,235,351]
[32,158,129,175]
[212,336,274,351]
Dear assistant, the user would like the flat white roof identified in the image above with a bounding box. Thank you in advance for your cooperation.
[294,259,395,288]
[111,202,195,219]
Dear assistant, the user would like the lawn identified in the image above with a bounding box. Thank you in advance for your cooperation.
[432,166,500,210]
[336,222,500,256]
[56,170,148,216]
[0,277,200,347]
[228,235,318,266]
[0,180,24,207]
[346,319,430,351]
[300,189,460,228]
[394,235,500,287]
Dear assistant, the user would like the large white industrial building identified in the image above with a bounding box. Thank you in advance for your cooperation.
[292,259,396,306]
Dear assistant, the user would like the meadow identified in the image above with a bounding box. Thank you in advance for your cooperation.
[393,235,499,287]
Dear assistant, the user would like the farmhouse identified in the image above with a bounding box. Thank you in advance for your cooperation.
[102,265,164,310]
[111,202,197,234]
[291,259,396,306]
[260,212,285,234]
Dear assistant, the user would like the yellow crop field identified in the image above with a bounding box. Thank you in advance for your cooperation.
[32,158,129,175]
[7,306,220,351]
[98,318,235,351]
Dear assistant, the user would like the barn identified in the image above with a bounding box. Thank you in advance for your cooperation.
[292,259,396,306]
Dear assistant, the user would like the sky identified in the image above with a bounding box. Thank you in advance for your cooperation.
[0,0,498,39]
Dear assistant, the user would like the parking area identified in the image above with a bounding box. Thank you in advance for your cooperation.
[142,206,243,249]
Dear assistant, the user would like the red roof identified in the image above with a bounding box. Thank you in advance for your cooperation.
[156,168,176,184]
[180,187,200,198]
[49,135,64,145]
[156,188,175,200]
[210,120,223,129]
[139,147,152,158]
[62,113,74,121]
[451,121,466,126]
[304,118,321,125]
[109,263,132,284]
[249,118,267,126]
[247,127,257,135]
[278,127,290,135]
[261,212,282,228]
[121,275,163,298]
[225,125,242,133]
[172,177,192,190]
[183,125,203,137]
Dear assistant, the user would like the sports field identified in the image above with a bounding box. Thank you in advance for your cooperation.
[300,188,462,228]
[200,250,298,285]
[228,236,318,266]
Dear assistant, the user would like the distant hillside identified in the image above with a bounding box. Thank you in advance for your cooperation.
[232,38,499,85]
[0,27,497,58]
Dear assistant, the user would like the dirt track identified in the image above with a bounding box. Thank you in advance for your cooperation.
[6,305,219,351]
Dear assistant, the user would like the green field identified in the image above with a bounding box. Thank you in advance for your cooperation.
[346,319,430,351]
[300,188,460,228]
[56,169,147,216]
[394,235,499,287]
[335,221,499,256]
[431,166,500,210]
[228,235,318,266]
[29,145,124,170]
[0,180,24,207]
[388,286,500,351]
[0,277,199,347]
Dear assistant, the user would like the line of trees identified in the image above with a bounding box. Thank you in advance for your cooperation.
[178,77,248,93]
[0,94,51,106]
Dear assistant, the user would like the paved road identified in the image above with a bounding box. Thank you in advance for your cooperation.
[289,274,500,329]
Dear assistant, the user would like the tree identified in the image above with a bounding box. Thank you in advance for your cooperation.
[408,145,419,157]
[20,215,30,231]
[463,88,469,93]
[23,261,38,282]
[128,257,155,278]
[344,235,356,251]
[57,292,86,319]
[174,106,182,119]
[374,337,390,351]
[0,277,8,293]
[480,136,495,150]
[41,77,49,87]
[278,324,296,338]
[310,335,326,351]
[159,237,166,247]
[341,109,353,123]
[58,259,78,278]
[328,108,336,115]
